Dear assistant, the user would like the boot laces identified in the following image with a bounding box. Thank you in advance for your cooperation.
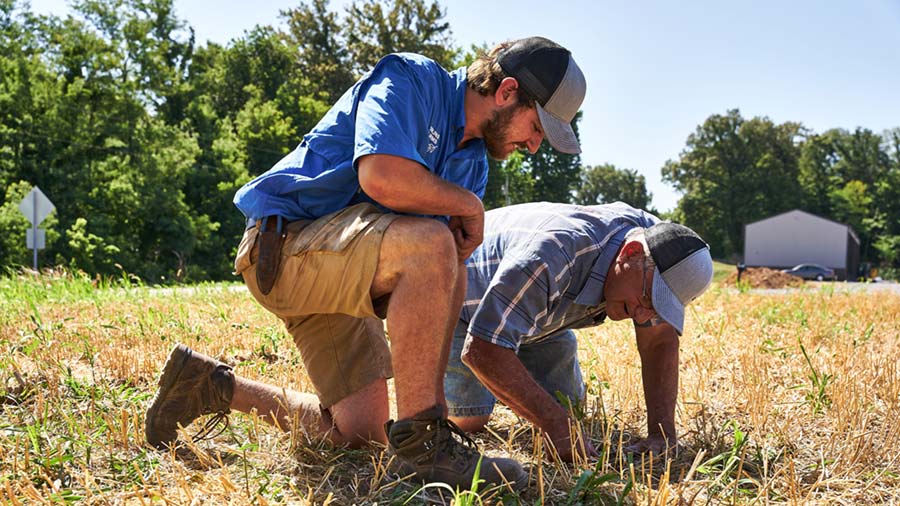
[191,366,232,442]
[192,411,230,442]
[434,417,479,464]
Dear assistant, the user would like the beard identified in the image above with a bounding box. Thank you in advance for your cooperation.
[480,104,521,160]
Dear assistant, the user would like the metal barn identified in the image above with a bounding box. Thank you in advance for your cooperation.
[744,210,860,280]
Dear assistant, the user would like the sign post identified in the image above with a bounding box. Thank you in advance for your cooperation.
[18,187,55,270]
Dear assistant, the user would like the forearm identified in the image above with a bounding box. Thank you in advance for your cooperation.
[358,154,483,217]
[462,338,571,435]
[636,327,679,440]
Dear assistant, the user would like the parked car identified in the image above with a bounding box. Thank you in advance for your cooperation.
[782,263,836,281]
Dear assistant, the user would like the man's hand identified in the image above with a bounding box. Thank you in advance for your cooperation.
[623,433,677,458]
[462,337,594,463]
[544,419,598,462]
[448,211,484,262]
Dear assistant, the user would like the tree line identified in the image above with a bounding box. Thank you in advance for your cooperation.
[1,0,897,282]
[663,111,900,274]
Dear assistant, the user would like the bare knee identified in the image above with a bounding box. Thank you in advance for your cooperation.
[328,379,389,447]
[395,218,457,266]
[373,217,459,296]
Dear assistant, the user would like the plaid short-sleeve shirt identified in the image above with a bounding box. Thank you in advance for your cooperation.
[461,201,660,351]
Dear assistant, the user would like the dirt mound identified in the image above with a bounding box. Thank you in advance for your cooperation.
[724,267,804,289]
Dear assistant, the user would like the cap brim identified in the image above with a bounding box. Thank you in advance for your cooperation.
[650,267,684,335]
[536,103,581,154]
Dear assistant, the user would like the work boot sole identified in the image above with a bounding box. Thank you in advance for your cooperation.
[145,343,192,449]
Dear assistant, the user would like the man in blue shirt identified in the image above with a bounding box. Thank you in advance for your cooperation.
[145,37,585,490]
[444,202,714,462]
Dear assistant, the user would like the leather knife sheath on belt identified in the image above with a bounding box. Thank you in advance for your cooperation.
[256,216,286,295]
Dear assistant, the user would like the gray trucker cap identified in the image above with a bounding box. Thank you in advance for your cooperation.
[646,222,714,335]
[497,37,586,154]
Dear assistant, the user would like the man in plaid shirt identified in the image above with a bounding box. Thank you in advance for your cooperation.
[444,201,714,461]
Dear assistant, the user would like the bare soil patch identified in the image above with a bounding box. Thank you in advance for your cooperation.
[724,267,804,288]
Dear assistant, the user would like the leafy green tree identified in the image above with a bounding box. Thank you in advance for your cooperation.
[482,152,534,210]
[798,130,840,215]
[174,27,302,279]
[234,86,297,174]
[169,106,252,280]
[65,0,195,111]
[344,0,458,73]
[870,131,900,273]
[886,128,900,170]
[797,127,892,265]
[187,26,294,121]
[0,181,60,272]
[281,0,355,102]
[0,3,72,211]
[4,5,131,273]
[69,116,204,281]
[829,180,871,239]
[662,109,802,258]
[524,112,582,204]
[525,142,581,203]
[831,128,890,186]
[0,0,215,280]
[65,216,119,274]
[283,0,458,102]
[574,163,654,212]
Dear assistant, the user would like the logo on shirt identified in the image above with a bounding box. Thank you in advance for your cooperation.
[427,126,440,154]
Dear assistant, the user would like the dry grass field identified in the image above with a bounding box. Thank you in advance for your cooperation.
[1,268,899,505]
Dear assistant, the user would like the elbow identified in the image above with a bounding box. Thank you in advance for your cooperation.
[358,163,391,204]
[460,344,477,368]
[460,339,486,372]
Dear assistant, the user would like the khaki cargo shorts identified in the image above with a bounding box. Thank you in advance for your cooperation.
[234,203,401,408]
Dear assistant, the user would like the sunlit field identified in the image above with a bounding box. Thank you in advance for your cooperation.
[1,269,898,504]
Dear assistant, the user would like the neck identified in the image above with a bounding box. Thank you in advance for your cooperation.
[459,87,493,147]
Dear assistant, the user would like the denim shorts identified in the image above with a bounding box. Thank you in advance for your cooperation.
[444,320,586,418]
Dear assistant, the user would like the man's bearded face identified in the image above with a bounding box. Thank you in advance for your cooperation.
[481,104,524,160]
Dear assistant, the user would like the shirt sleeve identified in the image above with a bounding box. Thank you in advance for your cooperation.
[353,56,430,169]
[466,247,573,351]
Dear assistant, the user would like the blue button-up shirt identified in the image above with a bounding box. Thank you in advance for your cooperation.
[461,202,661,351]
[233,53,489,222]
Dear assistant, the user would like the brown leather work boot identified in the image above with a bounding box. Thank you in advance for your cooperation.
[145,343,235,449]
[385,406,528,491]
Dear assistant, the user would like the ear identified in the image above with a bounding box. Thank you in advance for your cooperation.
[619,239,646,262]
[494,77,519,106]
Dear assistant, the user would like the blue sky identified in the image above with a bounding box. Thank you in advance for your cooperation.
[28,0,900,212]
